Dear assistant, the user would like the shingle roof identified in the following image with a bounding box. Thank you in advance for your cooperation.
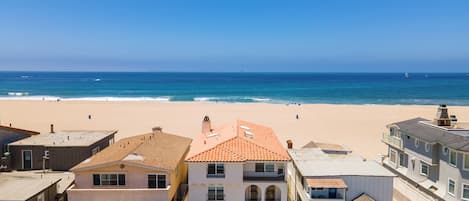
[186,120,290,162]
[392,118,469,152]
[306,178,347,188]
[0,125,40,135]
[71,132,192,171]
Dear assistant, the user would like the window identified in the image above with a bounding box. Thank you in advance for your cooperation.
[399,153,406,167]
[208,186,224,201]
[148,174,166,188]
[448,179,455,196]
[92,146,100,155]
[420,162,429,176]
[255,163,275,172]
[390,149,397,164]
[92,174,125,186]
[443,146,449,155]
[22,150,33,169]
[207,163,224,177]
[425,143,431,152]
[464,154,469,170]
[463,184,469,200]
[414,139,420,148]
[450,149,457,167]
[109,138,115,145]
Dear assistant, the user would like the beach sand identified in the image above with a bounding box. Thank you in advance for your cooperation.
[1,100,468,159]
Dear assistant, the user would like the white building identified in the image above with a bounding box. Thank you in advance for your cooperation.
[186,116,291,201]
[287,141,395,201]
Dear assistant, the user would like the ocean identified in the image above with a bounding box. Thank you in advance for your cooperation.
[1,72,469,105]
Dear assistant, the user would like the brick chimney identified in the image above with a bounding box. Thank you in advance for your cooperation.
[202,115,211,134]
[287,140,293,149]
[435,105,451,127]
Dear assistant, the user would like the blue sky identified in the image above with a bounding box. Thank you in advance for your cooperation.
[1,0,468,72]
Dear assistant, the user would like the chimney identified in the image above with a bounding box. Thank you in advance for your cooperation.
[152,126,162,134]
[450,115,458,126]
[286,140,293,149]
[202,115,211,134]
[435,105,451,127]
[50,124,55,133]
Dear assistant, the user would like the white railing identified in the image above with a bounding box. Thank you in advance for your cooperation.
[382,132,403,149]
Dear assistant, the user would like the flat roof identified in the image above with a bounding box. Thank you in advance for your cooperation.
[0,171,74,201]
[9,130,116,147]
[288,148,395,177]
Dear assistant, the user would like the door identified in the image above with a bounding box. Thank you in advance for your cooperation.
[22,150,32,169]
[328,188,337,198]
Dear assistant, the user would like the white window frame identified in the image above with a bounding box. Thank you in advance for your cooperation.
[92,146,100,155]
[37,192,45,201]
[207,163,225,176]
[148,174,167,189]
[443,146,449,155]
[448,178,456,197]
[462,183,469,201]
[464,153,469,171]
[389,149,398,164]
[208,186,224,201]
[399,152,406,167]
[425,143,431,152]
[21,150,33,169]
[414,138,420,148]
[449,149,457,167]
[420,162,429,176]
[94,173,126,186]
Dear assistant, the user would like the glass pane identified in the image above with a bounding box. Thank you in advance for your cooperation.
[208,164,216,174]
[464,186,469,198]
[216,164,224,174]
[266,164,275,172]
[93,174,100,185]
[148,175,157,188]
[158,175,166,188]
[216,187,224,200]
[465,154,469,169]
[255,163,264,172]
[450,151,457,165]
[208,187,216,200]
[118,174,125,186]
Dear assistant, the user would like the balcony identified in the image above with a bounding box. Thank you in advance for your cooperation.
[243,171,285,181]
[382,132,403,150]
[67,185,170,201]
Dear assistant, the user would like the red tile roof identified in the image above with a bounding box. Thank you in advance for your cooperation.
[186,119,290,162]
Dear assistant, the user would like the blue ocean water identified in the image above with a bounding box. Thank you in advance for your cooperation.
[0,72,469,105]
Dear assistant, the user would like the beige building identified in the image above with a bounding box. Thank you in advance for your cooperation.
[186,116,291,201]
[67,127,192,201]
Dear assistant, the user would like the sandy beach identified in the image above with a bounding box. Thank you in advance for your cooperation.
[1,100,468,159]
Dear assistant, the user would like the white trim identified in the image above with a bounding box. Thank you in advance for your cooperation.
[448,178,456,197]
[93,173,127,186]
[425,143,431,152]
[389,149,398,165]
[414,138,420,148]
[420,161,429,176]
[21,150,33,169]
[462,183,469,200]
[443,146,449,155]
[449,149,458,167]
[147,173,168,188]
[399,152,406,167]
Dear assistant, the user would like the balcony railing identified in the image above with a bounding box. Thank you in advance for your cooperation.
[382,132,403,149]
[306,191,345,201]
[243,171,285,181]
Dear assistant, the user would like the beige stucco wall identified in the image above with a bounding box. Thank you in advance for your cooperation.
[70,156,189,201]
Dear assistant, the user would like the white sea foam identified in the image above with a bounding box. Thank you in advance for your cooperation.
[193,96,272,103]
[7,92,30,96]
[64,96,171,102]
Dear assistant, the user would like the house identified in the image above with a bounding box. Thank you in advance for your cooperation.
[0,170,75,201]
[186,116,291,201]
[0,125,40,171]
[382,104,469,201]
[8,125,116,171]
[288,141,395,201]
[67,127,192,201]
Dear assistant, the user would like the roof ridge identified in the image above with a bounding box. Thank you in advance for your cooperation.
[186,136,239,161]
[236,136,290,161]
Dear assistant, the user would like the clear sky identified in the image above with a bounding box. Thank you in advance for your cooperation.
[1,0,468,72]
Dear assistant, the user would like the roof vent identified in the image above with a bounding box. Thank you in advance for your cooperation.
[244,130,254,138]
[152,126,162,134]
[240,125,250,130]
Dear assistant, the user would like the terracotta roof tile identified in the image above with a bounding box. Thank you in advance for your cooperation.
[186,119,290,162]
